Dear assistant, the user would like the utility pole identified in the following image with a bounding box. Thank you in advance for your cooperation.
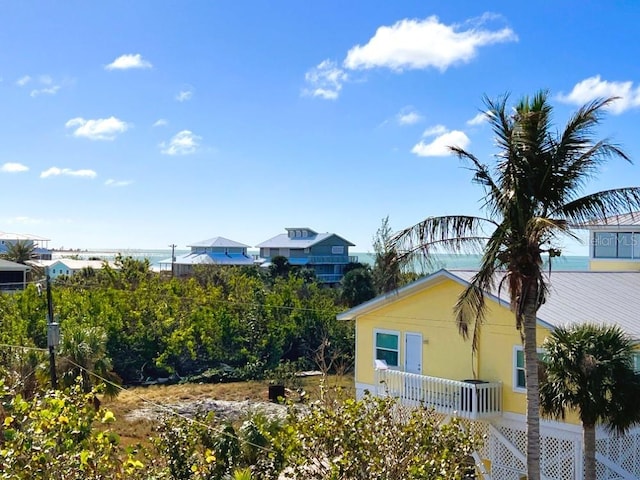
[45,274,59,389]
[169,244,177,278]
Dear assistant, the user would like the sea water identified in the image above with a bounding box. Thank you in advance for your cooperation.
[53,249,590,272]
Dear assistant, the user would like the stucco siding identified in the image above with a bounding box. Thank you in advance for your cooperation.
[588,259,640,271]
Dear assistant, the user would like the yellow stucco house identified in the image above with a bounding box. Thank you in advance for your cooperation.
[338,213,640,480]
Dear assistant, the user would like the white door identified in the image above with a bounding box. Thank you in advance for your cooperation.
[404,333,422,374]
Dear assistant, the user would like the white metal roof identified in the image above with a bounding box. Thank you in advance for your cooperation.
[255,230,355,248]
[187,237,250,248]
[34,259,113,270]
[577,211,640,228]
[0,232,50,241]
[160,252,254,266]
[339,269,640,339]
[0,259,30,271]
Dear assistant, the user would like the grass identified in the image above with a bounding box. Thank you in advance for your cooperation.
[101,375,354,448]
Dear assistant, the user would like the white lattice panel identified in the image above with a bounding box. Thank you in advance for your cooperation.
[596,427,640,479]
[540,433,578,479]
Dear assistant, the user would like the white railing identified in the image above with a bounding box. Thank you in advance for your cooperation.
[375,368,502,420]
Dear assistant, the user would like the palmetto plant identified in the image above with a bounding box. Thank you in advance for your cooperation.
[390,91,640,479]
[57,324,120,398]
[540,324,640,480]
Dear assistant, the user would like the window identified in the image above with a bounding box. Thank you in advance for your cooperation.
[281,248,290,257]
[263,248,270,257]
[514,346,546,391]
[593,231,640,259]
[375,330,399,368]
[633,353,640,373]
[302,230,308,238]
[331,246,344,255]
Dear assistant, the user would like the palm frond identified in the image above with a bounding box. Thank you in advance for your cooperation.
[390,215,497,265]
[556,187,640,225]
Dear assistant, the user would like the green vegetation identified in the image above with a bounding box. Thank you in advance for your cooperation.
[540,324,640,480]
[0,377,479,479]
[0,255,353,390]
[389,91,640,480]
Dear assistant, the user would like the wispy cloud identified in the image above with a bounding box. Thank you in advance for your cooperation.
[160,130,201,155]
[558,75,640,114]
[4,216,45,226]
[175,89,193,102]
[65,116,130,141]
[105,53,152,70]
[344,15,517,72]
[16,75,31,86]
[17,74,63,96]
[105,179,133,187]
[303,59,348,100]
[396,107,423,125]
[40,167,97,179]
[466,112,489,126]
[412,126,470,157]
[31,85,61,97]
[153,119,168,127]
[1,162,29,173]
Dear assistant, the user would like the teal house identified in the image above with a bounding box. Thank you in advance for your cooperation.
[256,227,357,284]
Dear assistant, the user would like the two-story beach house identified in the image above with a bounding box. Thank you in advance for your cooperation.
[255,227,356,284]
[339,212,640,479]
[0,232,52,260]
[159,237,254,277]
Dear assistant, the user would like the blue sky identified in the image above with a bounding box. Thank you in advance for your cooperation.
[1,1,639,254]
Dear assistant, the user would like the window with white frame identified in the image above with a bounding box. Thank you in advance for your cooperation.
[633,352,640,373]
[593,231,640,259]
[375,330,399,368]
[514,346,546,391]
[331,245,344,255]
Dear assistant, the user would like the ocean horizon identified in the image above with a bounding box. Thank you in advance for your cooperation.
[52,249,590,272]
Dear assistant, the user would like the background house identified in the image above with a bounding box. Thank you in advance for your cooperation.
[0,259,29,291]
[159,237,253,277]
[35,259,114,280]
[0,232,52,260]
[256,227,357,284]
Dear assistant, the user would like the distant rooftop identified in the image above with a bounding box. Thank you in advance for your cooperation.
[187,237,250,248]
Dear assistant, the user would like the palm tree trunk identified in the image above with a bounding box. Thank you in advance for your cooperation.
[523,295,541,480]
[583,423,596,480]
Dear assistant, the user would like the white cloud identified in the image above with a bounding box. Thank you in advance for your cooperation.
[1,162,29,173]
[176,90,193,102]
[466,112,489,126]
[344,15,517,72]
[160,130,201,155]
[557,75,640,114]
[16,75,31,86]
[153,119,168,127]
[105,179,133,187]
[40,167,97,179]
[65,116,130,141]
[412,129,470,157]
[396,107,423,125]
[303,59,348,100]
[421,124,448,137]
[105,53,152,70]
[5,216,45,225]
[30,85,61,97]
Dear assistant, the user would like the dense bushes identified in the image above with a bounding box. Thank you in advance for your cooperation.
[0,259,353,386]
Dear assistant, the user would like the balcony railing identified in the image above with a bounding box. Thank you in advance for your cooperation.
[307,255,358,264]
[316,274,343,283]
[375,368,502,420]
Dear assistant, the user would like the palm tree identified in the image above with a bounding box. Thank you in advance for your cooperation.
[1,240,36,264]
[57,324,120,398]
[389,91,640,480]
[539,324,640,480]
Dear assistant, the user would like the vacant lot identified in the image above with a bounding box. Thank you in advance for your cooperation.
[102,375,354,447]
